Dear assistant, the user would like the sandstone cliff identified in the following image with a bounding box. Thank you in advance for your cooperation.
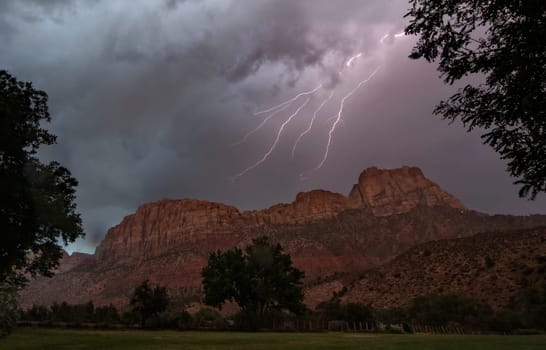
[21,166,546,309]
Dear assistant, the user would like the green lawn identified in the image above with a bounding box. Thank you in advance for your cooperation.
[1,328,545,350]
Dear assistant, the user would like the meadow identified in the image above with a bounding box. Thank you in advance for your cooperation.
[1,329,546,350]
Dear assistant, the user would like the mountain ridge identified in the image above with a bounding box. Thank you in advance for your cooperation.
[21,166,546,309]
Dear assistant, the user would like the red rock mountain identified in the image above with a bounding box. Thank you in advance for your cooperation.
[21,166,546,309]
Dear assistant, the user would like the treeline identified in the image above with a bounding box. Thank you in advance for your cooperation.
[19,301,216,329]
[21,302,121,326]
[362,288,546,333]
[19,286,546,333]
[20,280,193,329]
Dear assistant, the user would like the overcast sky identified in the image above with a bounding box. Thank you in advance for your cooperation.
[1,0,545,254]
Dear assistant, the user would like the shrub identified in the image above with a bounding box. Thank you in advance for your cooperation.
[0,282,18,337]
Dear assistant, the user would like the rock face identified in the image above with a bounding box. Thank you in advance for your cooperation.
[94,189,351,265]
[348,166,465,216]
[95,199,243,263]
[21,166,546,309]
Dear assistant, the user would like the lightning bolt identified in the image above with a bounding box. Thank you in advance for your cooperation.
[380,31,406,46]
[252,84,322,116]
[233,97,311,181]
[345,52,363,68]
[232,102,293,146]
[313,66,381,171]
[324,114,340,124]
[291,90,335,158]
[233,84,322,147]
[233,30,406,180]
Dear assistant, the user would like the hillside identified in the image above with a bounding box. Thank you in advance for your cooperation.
[341,227,546,309]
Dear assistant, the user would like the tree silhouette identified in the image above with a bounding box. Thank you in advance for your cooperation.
[405,0,545,198]
[202,237,305,327]
[1,70,83,284]
[130,280,169,327]
[1,70,83,336]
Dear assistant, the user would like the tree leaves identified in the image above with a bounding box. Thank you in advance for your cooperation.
[0,70,83,284]
[130,280,169,327]
[406,0,546,198]
[201,237,305,321]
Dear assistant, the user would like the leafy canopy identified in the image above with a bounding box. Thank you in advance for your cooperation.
[0,70,83,284]
[405,0,546,198]
[201,237,305,319]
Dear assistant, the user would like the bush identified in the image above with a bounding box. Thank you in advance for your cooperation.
[374,307,406,325]
[0,282,19,337]
[23,305,49,322]
[147,311,193,330]
[175,311,193,330]
[193,307,224,328]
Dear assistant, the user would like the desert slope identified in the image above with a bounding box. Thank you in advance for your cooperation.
[341,226,546,309]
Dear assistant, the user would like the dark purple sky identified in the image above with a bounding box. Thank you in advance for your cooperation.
[1,0,545,253]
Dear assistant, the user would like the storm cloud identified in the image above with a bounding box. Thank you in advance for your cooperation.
[1,0,544,253]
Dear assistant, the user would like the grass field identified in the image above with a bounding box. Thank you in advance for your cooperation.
[1,328,546,350]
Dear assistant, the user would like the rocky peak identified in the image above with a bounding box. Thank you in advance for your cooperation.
[293,190,348,218]
[348,166,465,216]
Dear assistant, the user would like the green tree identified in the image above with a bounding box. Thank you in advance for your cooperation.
[95,304,120,325]
[201,237,305,327]
[71,301,95,323]
[130,280,169,328]
[0,70,84,283]
[49,302,75,323]
[407,294,493,327]
[0,282,18,337]
[344,302,374,324]
[315,299,345,321]
[0,70,83,336]
[23,304,50,322]
[405,0,546,198]
[315,300,373,324]
[509,287,546,329]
